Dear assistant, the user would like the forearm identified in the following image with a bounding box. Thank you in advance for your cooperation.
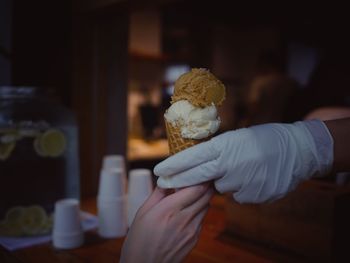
[324,117,350,172]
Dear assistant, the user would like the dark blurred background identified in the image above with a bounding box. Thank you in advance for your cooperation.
[1,0,350,196]
[2,1,350,262]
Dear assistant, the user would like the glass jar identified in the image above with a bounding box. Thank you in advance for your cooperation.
[0,86,80,237]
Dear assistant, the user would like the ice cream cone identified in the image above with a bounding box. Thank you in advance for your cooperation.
[165,119,205,155]
[164,68,225,156]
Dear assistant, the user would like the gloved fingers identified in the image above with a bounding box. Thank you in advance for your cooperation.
[157,159,220,189]
[157,174,208,189]
[159,183,210,212]
[137,187,171,217]
[153,140,219,177]
[214,173,244,194]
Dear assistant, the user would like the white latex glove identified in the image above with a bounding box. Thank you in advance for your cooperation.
[120,184,214,263]
[154,120,333,204]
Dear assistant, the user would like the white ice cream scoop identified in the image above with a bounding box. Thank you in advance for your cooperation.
[164,100,220,140]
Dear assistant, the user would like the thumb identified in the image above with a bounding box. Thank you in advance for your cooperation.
[154,140,218,177]
[157,158,220,189]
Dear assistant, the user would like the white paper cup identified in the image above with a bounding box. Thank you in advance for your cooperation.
[52,198,84,249]
[101,155,127,193]
[127,169,153,226]
[102,155,125,171]
[97,196,127,238]
[98,168,126,198]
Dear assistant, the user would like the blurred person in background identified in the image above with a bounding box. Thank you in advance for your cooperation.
[239,51,299,127]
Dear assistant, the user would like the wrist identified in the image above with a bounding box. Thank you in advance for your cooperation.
[302,119,334,177]
[324,118,350,172]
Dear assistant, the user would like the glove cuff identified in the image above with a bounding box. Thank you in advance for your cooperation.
[303,119,334,176]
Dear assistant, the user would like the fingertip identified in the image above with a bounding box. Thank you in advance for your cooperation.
[173,183,209,198]
[207,184,215,195]
[194,182,211,193]
[153,160,170,177]
[156,186,176,196]
[153,163,162,176]
[148,186,165,200]
[157,176,173,189]
[153,186,165,194]
[202,182,211,189]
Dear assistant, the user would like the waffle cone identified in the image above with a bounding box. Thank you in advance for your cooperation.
[165,120,205,155]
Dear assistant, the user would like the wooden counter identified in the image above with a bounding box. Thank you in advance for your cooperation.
[0,195,309,263]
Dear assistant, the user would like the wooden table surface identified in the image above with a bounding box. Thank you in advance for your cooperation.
[0,194,306,263]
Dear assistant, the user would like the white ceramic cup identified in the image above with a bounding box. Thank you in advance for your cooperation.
[127,169,153,226]
[97,196,127,238]
[52,198,84,249]
[98,168,126,198]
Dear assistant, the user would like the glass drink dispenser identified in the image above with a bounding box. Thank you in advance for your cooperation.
[0,86,80,236]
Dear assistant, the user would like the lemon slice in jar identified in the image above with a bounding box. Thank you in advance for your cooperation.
[0,220,23,237]
[0,142,15,161]
[37,213,53,235]
[34,129,66,157]
[0,206,25,236]
[0,130,19,161]
[0,221,8,236]
[5,206,24,222]
[33,137,47,157]
[0,129,21,161]
[19,205,47,236]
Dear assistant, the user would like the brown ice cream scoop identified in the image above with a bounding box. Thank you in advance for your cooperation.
[171,68,226,107]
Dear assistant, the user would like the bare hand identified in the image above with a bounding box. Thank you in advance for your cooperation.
[120,184,214,263]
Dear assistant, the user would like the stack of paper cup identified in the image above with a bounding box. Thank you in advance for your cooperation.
[102,155,125,169]
[127,169,153,227]
[97,167,128,238]
[52,198,84,249]
[102,155,127,192]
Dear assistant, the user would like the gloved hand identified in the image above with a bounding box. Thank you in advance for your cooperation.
[154,120,334,203]
[120,184,214,263]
